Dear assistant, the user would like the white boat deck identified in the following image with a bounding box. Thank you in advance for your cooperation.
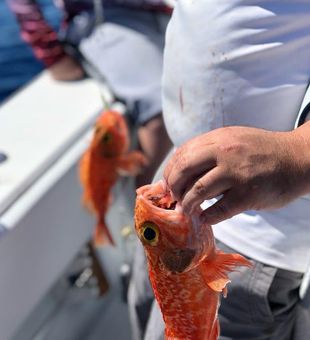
[0,72,135,340]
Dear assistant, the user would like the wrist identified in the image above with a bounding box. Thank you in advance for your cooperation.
[286,122,310,195]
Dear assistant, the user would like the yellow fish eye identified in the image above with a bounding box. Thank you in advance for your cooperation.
[141,222,159,246]
[102,132,112,144]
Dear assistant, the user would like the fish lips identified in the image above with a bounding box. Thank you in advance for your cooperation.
[160,248,196,273]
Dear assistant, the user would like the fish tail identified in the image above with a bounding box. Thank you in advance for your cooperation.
[94,217,115,247]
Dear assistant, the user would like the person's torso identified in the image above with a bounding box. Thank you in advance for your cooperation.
[163,0,310,145]
[162,0,310,273]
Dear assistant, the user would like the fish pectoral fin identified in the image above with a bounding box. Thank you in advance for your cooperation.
[117,152,148,176]
[201,251,252,294]
[207,277,231,293]
[201,266,231,293]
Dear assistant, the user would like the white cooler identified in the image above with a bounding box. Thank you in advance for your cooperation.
[0,72,108,340]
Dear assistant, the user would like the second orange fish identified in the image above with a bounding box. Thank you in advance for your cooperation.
[80,110,147,246]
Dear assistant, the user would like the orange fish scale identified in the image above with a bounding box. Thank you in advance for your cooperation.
[149,260,219,340]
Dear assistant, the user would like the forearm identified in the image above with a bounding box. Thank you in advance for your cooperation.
[7,0,66,66]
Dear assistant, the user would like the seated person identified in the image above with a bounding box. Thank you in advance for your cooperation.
[7,0,173,185]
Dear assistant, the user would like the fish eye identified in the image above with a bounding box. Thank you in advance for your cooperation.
[102,132,112,144]
[141,222,159,246]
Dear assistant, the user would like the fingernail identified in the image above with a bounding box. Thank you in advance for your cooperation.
[159,179,167,190]
[175,202,183,213]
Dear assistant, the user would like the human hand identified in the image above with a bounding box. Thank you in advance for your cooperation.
[48,55,85,81]
[164,126,310,225]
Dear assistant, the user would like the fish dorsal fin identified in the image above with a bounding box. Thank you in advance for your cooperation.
[201,251,251,295]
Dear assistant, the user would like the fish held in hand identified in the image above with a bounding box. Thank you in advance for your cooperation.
[80,110,147,246]
[135,181,251,340]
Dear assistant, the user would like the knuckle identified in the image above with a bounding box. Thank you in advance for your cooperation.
[194,179,207,196]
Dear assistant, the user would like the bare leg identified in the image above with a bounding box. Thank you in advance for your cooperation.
[136,114,172,187]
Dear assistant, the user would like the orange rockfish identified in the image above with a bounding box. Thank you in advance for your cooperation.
[135,181,251,340]
[80,110,147,246]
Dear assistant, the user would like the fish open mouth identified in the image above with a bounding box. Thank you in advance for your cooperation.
[140,181,178,211]
[149,195,177,210]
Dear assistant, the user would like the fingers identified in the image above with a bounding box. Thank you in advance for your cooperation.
[199,191,245,225]
[164,142,217,201]
[181,167,232,215]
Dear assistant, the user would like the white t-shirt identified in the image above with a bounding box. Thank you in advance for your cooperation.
[162,0,310,273]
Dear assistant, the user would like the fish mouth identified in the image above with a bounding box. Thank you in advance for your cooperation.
[137,181,183,220]
[160,248,196,273]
